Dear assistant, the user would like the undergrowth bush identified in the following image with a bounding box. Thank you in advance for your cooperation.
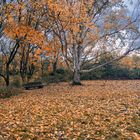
[42,68,71,83]
[10,76,22,88]
[0,87,22,99]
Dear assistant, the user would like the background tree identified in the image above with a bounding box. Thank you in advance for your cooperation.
[41,0,140,84]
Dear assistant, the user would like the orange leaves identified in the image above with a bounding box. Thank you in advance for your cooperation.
[16,25,28,38]
[27,29,45,47]
[120,55,140,69]
[35,49,42,55]
[2,2,25,20]
[85,22,96,29]
[44,0,94,33]
[4,22,46,48]
[2,0,47,48]
[88,28,100,42]
[2,0,97,52]
[7,15,14,23]
[29,0,44,10]
[42,44,51,52]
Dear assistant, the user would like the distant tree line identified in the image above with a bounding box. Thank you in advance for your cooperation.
[44,53,140,83]
[1,52,140,87]
[80,53,140,80]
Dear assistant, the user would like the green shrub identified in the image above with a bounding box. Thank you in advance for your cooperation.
[41,68,71,84]
[45,73,68,83]
[0,87,22,98]
[56,68,66,74]
[11,76,22,88]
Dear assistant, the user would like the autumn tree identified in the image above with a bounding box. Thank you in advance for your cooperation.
[0,0,50,85]
[41,0,139,84]
[0,37,20,86]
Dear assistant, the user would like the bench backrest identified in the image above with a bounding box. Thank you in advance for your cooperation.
[23,82,43,88]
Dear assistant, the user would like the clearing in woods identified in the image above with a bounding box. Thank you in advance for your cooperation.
[0,80,140,139]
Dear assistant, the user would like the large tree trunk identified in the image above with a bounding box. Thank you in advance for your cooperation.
[20,44,30,84]
[72,45,82,85]
[73,67,81,85]
[27,64,35,81]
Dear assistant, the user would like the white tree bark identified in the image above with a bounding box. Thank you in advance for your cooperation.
[72,45,82,85]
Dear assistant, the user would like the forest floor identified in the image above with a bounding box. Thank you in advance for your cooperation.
[0,80,140,140]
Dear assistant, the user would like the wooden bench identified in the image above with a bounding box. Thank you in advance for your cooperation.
[23,81,44,90]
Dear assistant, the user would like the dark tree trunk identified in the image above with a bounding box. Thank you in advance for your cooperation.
[20,44,30,83]
[27,64,35,81]
[52,60,57,75]
[5,64,10,86]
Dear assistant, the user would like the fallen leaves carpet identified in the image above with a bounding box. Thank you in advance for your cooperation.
[0,80,140,140]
